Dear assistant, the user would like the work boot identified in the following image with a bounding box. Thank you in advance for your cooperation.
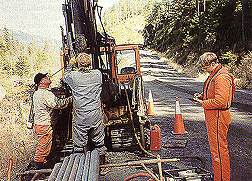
[73,145,88,154]
[34,162,45,169]
[43,159,56,169]
[26,160,36,170]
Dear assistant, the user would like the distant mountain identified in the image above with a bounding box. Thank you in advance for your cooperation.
[0,29,61,48]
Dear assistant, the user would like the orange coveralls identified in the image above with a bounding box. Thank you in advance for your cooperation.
[34,125,53,163]
[202,64,235,181]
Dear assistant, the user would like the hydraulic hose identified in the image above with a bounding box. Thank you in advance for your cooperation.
[124,173,154,181]
[122,82,157,159]
[123,82,164,180]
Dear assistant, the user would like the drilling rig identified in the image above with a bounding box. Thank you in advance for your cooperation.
[58,0,150,153]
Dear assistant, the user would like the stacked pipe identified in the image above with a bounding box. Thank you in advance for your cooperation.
[48,150,100,181]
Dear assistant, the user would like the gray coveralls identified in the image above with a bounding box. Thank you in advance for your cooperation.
[63,64,106,155]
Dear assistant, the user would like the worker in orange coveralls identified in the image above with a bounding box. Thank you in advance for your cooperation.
[33,73,71,169]
[193,52,236,181]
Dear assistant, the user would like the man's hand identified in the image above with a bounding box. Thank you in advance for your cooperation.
[194,93,202,99]
[193,93,203,105]
[70,57,77,65]
[194,98,203,105]
[27,122,33,129]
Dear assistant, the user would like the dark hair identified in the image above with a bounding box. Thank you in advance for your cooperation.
[34,73,48,84]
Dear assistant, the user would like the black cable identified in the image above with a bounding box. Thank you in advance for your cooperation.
[96,5,108,39]
[122,82,157,158]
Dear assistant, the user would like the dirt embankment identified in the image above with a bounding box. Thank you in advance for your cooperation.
[149,49,208,81]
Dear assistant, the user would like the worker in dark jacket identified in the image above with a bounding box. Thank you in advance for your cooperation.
[193,52,236,181]
[63,53,106,162]
[33,73,71,169]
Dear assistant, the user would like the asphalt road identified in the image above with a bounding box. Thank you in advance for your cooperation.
[140,49,252,181]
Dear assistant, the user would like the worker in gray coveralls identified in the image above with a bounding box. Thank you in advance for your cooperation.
[63,53,106,163]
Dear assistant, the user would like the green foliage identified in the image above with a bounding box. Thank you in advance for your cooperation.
[15,56,30,77]
[221,50,252,90]
[238,52,252,89]
[102,0,156,44]
[0,28,60,93]
[220,50,239,67]
[141,0,252,89]
[144,0,252,64]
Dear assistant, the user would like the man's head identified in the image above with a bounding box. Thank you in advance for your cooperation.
[76,53,92,70]
[34,73,51,87]
[198,52,219,73]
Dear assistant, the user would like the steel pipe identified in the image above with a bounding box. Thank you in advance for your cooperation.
[75,153,86,181]
[88,150,99,181]
[48,163,62,181]
[55,156,70,181]
[81,151,91,181]
[62,154,78,180]
[68,153,83,180]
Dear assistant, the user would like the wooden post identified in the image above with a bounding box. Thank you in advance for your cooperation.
[100,158,180,168]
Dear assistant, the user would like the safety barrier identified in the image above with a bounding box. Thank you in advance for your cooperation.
[48,150,100,181]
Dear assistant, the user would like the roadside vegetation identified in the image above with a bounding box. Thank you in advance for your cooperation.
[0,28,61,180]
[102,0,155,44]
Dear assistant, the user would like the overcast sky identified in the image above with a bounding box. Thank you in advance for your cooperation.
[0,0,118,41]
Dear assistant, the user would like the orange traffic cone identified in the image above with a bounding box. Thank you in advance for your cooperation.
[172,97,187,134]
[148,89,155,115]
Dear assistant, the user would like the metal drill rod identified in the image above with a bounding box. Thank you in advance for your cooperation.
[75,154,86,181]
[81,151,91,181]
[88,150,99,181]
[62,154,78,181]
[48,163,62,181]
[68,154,82,180]
[55,156,70,181]
[49,66,66,78]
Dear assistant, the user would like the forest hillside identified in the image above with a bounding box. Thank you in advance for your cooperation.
[102,0,252,90]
